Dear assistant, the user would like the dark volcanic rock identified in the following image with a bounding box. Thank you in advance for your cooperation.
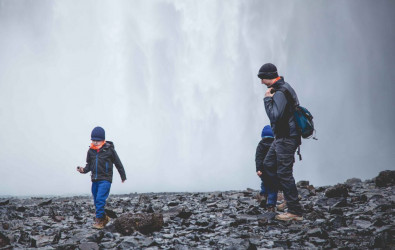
[0,200,9,206]
[16,206,27,212]
[177,208,192,219]
[375,170,395,187]
[38,199,52,206]
[114,213,163,235]
[297,180,309,187]
[79,242,99,250]
[345,177,362,185]
[325,184,349,197]
[0,170,394,249]
[0,231,10,248]
[104,208,117,218]
[307,227,328,238]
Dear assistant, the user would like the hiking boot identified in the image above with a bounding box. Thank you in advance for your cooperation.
[277,192,284,202]
[102,215,110,227]
[275,212,303,221]
[277,201,287,211]
[92,218,104,229]
[266,206,276,212]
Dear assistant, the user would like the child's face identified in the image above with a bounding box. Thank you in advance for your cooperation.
[92,140,104,146]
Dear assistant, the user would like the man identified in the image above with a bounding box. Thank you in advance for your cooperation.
[258,63,303,221]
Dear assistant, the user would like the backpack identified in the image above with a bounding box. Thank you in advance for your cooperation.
[276,87,317,161]
[277,88,317,140]
[294,106,317,140]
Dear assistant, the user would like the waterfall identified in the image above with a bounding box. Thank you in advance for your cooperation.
[0,0,394,195]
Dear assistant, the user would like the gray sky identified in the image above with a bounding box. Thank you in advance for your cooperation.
[0,0,394,196]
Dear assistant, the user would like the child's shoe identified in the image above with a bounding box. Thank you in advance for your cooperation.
[276,201,287,211]
[102,215,110,227]
[266,206,276,212]
[92,218,105,229]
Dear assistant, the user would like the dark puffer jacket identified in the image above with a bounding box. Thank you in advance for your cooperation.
[255,137,274,172]
[82,141,126,183]
[264,77,301,138]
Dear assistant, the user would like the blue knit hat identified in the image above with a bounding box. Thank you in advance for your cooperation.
[91,126,105,141]
[261,125,274,138]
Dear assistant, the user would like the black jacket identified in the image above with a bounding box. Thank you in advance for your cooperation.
[82,141,126,183]
[264,77,301,138]
[255,137,274,172]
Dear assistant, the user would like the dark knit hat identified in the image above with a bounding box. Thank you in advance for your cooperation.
[257,63,279,79]
[261,125,274,138]
[91,126,105,141]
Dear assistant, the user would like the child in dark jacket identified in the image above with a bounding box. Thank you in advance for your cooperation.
[77,126,127,229]
[255,125,277,211]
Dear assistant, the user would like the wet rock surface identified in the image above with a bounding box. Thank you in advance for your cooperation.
[0,170,394,249]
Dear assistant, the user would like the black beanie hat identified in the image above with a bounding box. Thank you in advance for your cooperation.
[257,63,279,79]
[91,126,105,141]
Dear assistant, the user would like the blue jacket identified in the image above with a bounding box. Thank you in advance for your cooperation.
[264,77,301,138]
[82,141,126,183]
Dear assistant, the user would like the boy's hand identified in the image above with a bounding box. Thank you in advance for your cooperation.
[257,171,262,176]
[77,166,84,173]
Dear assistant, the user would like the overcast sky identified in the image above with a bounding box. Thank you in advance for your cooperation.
[0,0,394,196]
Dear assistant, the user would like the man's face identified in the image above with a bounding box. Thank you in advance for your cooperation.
[261,78,272,87]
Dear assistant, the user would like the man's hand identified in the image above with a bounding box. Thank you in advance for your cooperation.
[265,88,274,98]
[77,166,84,173]
[257,171,262,177]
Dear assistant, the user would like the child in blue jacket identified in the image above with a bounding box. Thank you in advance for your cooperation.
[77,126,126,229]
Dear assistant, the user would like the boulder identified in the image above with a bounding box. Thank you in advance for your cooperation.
[325,184,349,198]
[375,170,395,187]
[114,213,163,235]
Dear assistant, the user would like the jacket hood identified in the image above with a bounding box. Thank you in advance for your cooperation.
[104,141,115,149]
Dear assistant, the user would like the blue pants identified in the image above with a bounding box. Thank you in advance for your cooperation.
[260,179,277,207]
[91,180,111,219]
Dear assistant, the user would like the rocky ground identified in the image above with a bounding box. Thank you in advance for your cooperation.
[0,170,394,249]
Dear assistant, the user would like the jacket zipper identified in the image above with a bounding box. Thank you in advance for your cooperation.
[95,152,99,179]
[106,162,108,173]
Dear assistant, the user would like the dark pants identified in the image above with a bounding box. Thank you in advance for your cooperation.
[263,137,303,215]
[92,180,111,218]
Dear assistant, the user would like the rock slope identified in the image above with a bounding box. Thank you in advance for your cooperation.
[0,170,394,249]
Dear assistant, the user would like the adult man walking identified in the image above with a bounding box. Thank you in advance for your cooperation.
[258,63,303,221]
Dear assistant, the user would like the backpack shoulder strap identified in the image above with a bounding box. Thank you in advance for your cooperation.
[275,87,297,109]
[275,87,303,161]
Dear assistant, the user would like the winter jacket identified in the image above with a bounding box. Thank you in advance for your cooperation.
[82,141,126,183]
[255,137,274,172]
[264,77,301,138]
